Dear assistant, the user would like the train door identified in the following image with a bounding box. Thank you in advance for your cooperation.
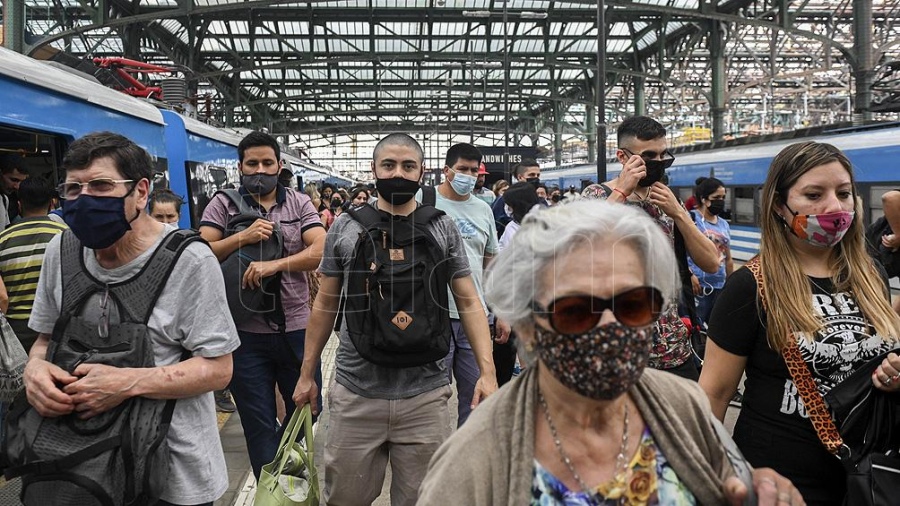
[0,126,66,183]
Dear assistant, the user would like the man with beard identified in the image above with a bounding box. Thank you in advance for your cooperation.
[293,133,497,505]
[0,156,29,229]
[199,131,326,480]
[471,163,495,205]
[581,116,718,380]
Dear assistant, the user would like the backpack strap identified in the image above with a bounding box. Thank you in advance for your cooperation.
[410,204,445,227]
[59,230,105,318]
[420,185,437,207]
[335,204,384,332]
[216,188,260,216]
[346,203,385,231]
[744,257,845,455]
[108,229,202,323]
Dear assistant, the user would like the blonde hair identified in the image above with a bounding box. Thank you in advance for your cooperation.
[304,183,321,209]
[759,141,900,350]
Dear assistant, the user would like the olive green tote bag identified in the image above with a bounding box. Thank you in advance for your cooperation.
[255,405,320,506]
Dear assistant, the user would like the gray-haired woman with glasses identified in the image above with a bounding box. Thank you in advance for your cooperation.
[418,200,803,506]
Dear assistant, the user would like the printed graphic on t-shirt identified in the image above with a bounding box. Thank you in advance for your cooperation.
[704,228,729,264]
[454,217,479,240]
[778,290,890,418]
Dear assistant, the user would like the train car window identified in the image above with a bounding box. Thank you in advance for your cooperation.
[187,162,240,227]
[0,126,68,211]
[869,185,900,224]
[151,157,170,192]
[732,186,757,225]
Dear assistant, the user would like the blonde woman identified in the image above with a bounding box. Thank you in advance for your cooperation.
[700,141,900,504]
[492,179,509,198]
[304,182,322,212]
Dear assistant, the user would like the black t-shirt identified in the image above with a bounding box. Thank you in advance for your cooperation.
[708,267,892,501]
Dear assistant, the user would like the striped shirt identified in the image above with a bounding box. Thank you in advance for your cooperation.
[0,217,67,321]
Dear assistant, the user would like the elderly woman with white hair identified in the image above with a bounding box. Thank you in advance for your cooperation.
[418,200,804,505]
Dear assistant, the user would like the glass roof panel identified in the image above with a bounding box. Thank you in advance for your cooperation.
[316,0,368,7]
[433,22,469,36]
[563,22,594,37]
[378,22,420,36]
[512,39,542,52]
[209,21,228,34]
[254,39,276,52]
[228,21,249,34]
[326,22,371,36]
[276,22,310,35]
[607,39,632,53]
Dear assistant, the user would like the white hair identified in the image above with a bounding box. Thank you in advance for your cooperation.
[484,199,679,329]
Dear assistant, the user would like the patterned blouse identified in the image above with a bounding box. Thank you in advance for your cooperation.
[580,183,692,370]
[531,428,695,506]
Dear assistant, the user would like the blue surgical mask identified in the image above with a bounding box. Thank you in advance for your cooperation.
[449,170,477,196]
[62,193,138,249]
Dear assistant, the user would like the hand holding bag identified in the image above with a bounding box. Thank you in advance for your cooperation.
[0,313,26,402]
[255,405,320,506]
[746,258,900,505]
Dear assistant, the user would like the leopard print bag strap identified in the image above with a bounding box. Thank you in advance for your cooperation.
[744,257,845,455]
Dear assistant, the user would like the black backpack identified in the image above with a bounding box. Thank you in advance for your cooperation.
[339,203,452,368]
[3,228,199,506]
[217,189,286,331]
[866,216,900,279]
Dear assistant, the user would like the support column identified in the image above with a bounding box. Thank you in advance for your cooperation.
[634,76,646,116]
[853,0,873,122]
[710,20,727,140]
[2,0,26,52]
[586,105,597,164]
[554,102,563,170]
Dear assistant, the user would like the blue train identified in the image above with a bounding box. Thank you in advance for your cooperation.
[0,46,352,230]
[541,123,900,262]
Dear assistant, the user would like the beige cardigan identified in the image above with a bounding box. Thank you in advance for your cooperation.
[418,367,735,505]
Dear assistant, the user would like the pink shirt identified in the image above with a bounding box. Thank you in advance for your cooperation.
[200,186,323,333]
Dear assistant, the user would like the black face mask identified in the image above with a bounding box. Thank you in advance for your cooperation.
[551,194,561,203]
[708,199,725,216]
[242,173,279,195]
[525,177,541,187]
[375,177,420,205]
[637,160,667,187]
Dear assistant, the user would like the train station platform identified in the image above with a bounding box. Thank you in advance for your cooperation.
[0,333,739,506]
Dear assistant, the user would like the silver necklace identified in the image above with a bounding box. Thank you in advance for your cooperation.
[808,276,831,293]
[537,390,630,500]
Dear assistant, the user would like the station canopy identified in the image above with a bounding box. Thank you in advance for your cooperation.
[15,0,900,153]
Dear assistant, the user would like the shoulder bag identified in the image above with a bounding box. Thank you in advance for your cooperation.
[0,313,26,402]
[255,405,319,506]
[745,258,900,505]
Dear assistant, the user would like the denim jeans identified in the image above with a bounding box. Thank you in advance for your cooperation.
[695,288,723,325]
[229,329,322,479]
[444,319,480,427]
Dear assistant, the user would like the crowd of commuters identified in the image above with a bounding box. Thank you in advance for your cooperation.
[3,115,900,505]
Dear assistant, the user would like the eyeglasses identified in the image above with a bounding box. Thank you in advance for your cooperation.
[531,286,664,334]
[621,148,676,169]
[57,178,134,200]
[98,286,110,339]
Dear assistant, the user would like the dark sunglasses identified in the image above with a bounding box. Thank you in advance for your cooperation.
[621,148,676,169]
[531,286,664,334]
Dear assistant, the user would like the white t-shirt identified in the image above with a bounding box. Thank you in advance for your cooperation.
[29,226,240,504]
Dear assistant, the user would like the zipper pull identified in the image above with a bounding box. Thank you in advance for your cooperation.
[382,230,388,250]
[70,348,98,374]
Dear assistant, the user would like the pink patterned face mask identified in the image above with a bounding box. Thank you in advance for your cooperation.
[782,203,855,248]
